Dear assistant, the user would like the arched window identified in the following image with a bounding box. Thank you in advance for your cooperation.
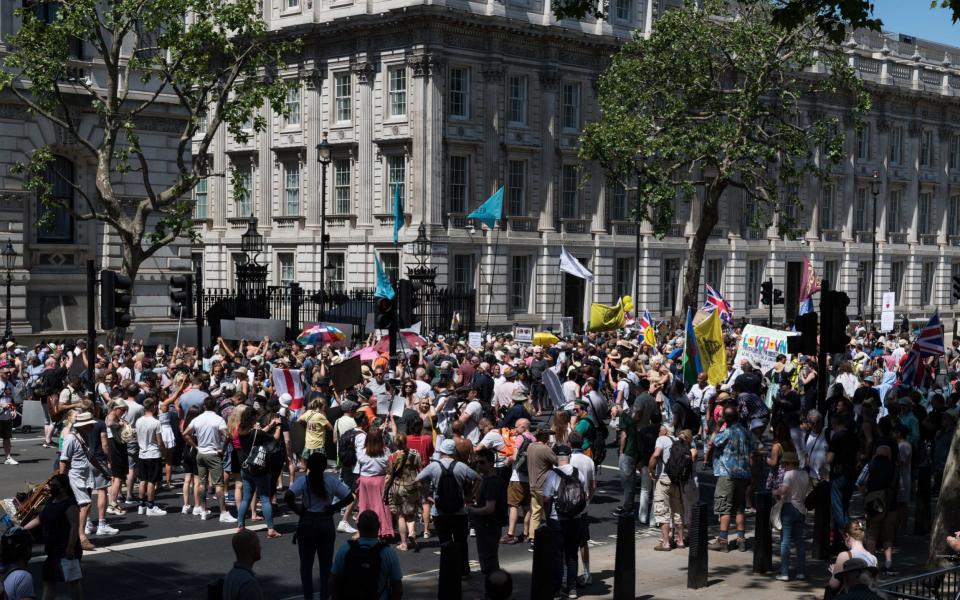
[36,156,74,243]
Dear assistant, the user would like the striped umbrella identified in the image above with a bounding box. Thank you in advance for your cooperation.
[297,324,346,346]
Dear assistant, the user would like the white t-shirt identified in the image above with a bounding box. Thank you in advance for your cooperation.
[189,411,228,455]
[415,380,434,399]
[136,415,162,459]
[478,429,506,466]
[462,400,483,444]
[562,381,579,404]
[569,451,595,498]
[654,435,674,480]
[543,462,590,520]
[357,452,389,477]
[351,430,368,474]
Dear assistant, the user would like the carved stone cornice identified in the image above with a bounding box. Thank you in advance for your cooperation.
[539,70,560,92]
[351,61,374,84]
[481,64,504,82]
[408,54,443,79]
[301,63,326,90]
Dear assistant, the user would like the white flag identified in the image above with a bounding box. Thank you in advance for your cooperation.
[559,246,594,282]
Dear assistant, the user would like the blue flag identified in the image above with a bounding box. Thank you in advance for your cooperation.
[467,186,504,229]
[374,255,395,300]
[392,184,403,244]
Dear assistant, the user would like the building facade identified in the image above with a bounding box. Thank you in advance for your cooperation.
[192,1,960,332]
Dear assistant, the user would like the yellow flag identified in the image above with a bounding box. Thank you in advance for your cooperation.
[589,302,625,332]
[643,326,657,347]
[694,310,727,384]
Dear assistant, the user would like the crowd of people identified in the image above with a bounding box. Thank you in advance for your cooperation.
[0,319,955,599]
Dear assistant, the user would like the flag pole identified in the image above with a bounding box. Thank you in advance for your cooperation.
[483,219,501,333]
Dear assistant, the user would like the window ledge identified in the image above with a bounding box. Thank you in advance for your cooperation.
[192,217,213,225]
[273,215,305,223]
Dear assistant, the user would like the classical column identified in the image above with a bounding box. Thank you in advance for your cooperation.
[539,70,560,232]
[480,64,504,198]
[353,60,375,228]
[305,64,325,231]
[409,53,445,229]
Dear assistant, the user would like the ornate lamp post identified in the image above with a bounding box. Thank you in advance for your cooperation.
[317,133,332,320]
[1,240,16,342]
[406,223,437,287]
[870,170,881,329]
[238,216,267,315]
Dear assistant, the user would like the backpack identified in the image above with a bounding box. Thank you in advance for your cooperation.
[580,414,607,464]
[624,377,640,407]
[338,429,360,469]
[552,467,587,519]
[498,428,517,459]
[678,402,701,435]
[335,540,388,600]
[514,437,532,476]
[30,377,48,399]
[434,460,465,515]
[663,439,693,485]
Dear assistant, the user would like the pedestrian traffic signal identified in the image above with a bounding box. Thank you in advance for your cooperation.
[820,290,851,353]
[787,311,818,356]
[760,280,773,306]
[100,270,132,329]
[773,288,784,305]
[953,275,960,301]
[169,274,194,319]
[376,296,396,330]
[397,279,422,329]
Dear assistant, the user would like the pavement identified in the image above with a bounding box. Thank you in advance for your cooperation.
[0,430,939,599]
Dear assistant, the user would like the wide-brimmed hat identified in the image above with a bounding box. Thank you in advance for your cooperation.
[511,388,527,403]
[73,412,95,427]
[833,557,878,576]
[233,366,248,376]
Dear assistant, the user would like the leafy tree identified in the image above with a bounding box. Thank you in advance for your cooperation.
[1,0,297,291]
[580,0,867,312]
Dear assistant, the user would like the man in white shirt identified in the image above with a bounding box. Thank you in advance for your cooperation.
[804,410,828,482]
[183,396,235,522]
[649,423,683,551]
[687,373,717,435]
[568,431,597,586]
[134,398,167,516]
[459,385,484,444]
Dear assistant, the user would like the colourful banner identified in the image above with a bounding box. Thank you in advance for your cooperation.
[733,324,795,372]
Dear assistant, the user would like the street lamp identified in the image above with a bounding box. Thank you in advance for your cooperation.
[870,170,881,329]
[317,132,332,320]
[240,216,263,262]
[1,240,15,342]
[406,223,437,287]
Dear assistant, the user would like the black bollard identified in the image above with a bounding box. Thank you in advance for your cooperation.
[438,537,463,600]
[614,513,636,600]
[687,502,709,589]
[812,482,831,560]
[530,525,557,600]
[752,491,773,573]
[915,463,932,535]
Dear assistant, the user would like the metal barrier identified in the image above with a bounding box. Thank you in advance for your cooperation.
[878,565,960,600]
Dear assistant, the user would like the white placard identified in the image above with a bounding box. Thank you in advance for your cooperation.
[560,317,573,338]
[220,318,287,341]
[881,292,896,333]
[468,331,482,348]
[733,324,796,372]
[513,326,534,344]
[377,394,405,417]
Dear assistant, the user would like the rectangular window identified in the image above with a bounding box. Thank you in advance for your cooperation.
[388,67,406,118]
[333,159,351,214]
[508,75,528,126]
[824,260,839,290]
[452,255,475,292]
[283,85,300,127]
[387,155,405,209]
[890,126,903,164]
[448,156,469,214]
[950,195,960,236]
[334,72,352,122]
[278,253,295,287]
[951,134,960,170]
[705,258,723,289]
[854,187,867,231]
[918,192,932,235]
[747,259,763,309]
[661,258,680,312]
[953,264,960,305]
[858,261,873,310]
[921,130,934,167]
[921,261,935,305]
[286,0,300,8]
[819,184,834,230]
[856,124,871,160]
[235,167,252,217]
[614,257,633,301]
[886,189,901,233]
[561,83,580,131]
[449,67,470,118]
[890,261,904,295]
[510,255,531,312]
[609,183,628,221]
[560,165,579,219]
[284,161,300,216]
[380,252,399,283]
[615,0,632,20]
[327,253,345,291]
[506,160,526,216]
[194,178,208,219]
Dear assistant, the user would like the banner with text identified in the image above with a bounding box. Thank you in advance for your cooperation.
[734,324,796,372]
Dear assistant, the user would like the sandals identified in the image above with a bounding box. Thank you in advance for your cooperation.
[266,530,282,539]
[653,544,672,552]
[500,534,518,545]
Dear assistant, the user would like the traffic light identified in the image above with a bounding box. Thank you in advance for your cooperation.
[100,270,132,329]
[375,296,396,330]
[821,290,851,353]
[760,280,773,306]
[169,274,194,319]
[773,288,784,305]
[953,274,960,301]
[397,279,422,329]
[787,311,818,356]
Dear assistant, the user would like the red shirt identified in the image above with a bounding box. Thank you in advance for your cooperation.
[406,434,434,471]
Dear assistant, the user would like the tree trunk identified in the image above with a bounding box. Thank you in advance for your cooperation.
[682,183,723,312]
[928,424,960,567]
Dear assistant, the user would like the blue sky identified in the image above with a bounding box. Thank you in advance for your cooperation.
[871,0,958,45]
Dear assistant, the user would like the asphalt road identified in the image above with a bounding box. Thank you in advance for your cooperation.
[0,430,648,600]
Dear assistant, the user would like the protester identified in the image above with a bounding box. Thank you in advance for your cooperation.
[24,474,82,600]
[772,451,808,581]
[468,447,508,575]
[707,406,754,552]
[330,510,403,600]
[223,529,263,600]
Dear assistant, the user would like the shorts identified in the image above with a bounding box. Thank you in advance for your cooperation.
[0,420,11,439]
[229,448,241,475]
[160,425,176,449]
[197,453,224,487]
[578,518,591,545]
[110,452,129,479]
[713,476,748,516]
[653,477,683,525]
[507,481,531,508]
[182,447,199,476]
[866,509,898,549]
[341,468,357,491]
[138,458,162,484]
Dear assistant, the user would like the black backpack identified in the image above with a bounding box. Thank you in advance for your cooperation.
[663,439,693,485]
[336,540,388,600]
[678,402,701,435]
[514,437,532,476]
[552,467,587,519]
[30,377,48,399]
[338,429,360,469]
[434,460,465,515]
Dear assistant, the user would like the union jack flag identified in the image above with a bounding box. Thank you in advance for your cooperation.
[898,348,929,389]
[702,284,733,324]
[914,311,945,357]
[639,310,654,331]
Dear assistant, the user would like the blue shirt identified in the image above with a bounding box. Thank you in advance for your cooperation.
[712,423,754,479]
[331,538,402,600]
[288,473,350,513]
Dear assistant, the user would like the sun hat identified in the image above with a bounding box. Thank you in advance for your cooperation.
[73,412,95,427]
[439,438,457,455]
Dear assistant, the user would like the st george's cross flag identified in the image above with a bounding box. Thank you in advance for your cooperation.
[559,246,594,282]
[272,367,305,411]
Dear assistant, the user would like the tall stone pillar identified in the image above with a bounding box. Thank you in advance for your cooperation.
[539,70,559,232]
[354,60,375,228]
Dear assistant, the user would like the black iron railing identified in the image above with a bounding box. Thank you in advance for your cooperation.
[878,565,960,600]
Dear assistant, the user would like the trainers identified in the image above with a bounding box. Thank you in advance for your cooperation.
[192,505,205,516]
[775,575,789,582]
[146,506,166,516]
[568,590,578,598]
[181,505,192,514]
[470,528,476,538]
[219,512,237,523]
[84,521,94,536]
[737,538,748,552]
[881,567,898,577]
[795,574,806,581]
[96,524,119,536]
[123,497,139,506]
[337,521,357,534]
[106,505,125,516]
[80,539,96,551]
[199,510,211,521]
[138,506,147,515]
[577,574,592,587]
[708,539,730,552]
[4,456,17,465]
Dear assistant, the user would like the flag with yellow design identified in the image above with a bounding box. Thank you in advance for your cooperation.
[694,310,727,385]
[589,301,625,332]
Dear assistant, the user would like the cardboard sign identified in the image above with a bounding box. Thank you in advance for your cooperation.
[468,331,482,349]
[329,356,363,392]
[514,326,534,344]
[880,292,895,333]
[220,318,286,341]
[733,324,796,372]
[560,317,573,338]
[377,394,406,417]
[542,368,566,409]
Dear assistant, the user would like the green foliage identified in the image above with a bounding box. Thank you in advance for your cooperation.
[580,0,867,306]
[1,0,300,278]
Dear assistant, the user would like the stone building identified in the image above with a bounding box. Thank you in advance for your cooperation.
[185,2,960,331]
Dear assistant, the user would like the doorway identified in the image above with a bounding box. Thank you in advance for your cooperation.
[564,273,586,333]
[786,261,802,320]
